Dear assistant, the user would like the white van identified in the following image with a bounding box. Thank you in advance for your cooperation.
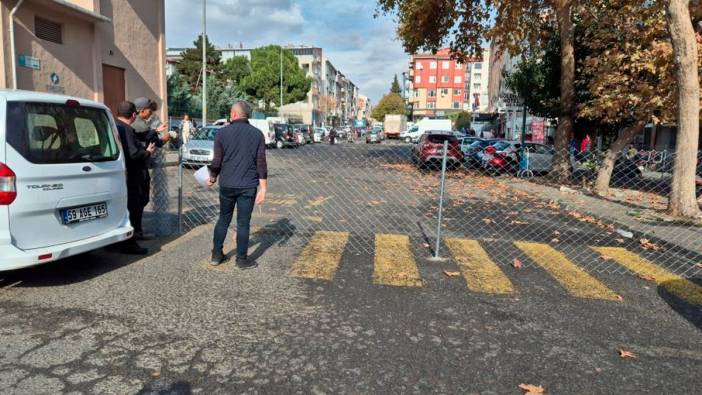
[248,119,273,146]
[401,118,452,143]
[0,90,133,271]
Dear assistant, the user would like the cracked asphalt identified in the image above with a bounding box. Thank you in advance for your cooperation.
[1,142,700,394]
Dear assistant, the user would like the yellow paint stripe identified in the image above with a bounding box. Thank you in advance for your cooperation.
[446,239,514,294]
[592,247,702,305]
[515,242,619,301]
[373,234,423,287]
[290,231,349,281]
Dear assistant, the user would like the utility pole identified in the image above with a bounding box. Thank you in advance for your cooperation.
[201,0,207,125]
[279,46,284,116]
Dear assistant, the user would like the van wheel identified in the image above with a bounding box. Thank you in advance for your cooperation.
[276,140,284,149]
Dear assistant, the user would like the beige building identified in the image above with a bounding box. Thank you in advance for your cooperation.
[0,0,167,119]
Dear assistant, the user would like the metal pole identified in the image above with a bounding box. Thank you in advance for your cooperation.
[177,118,184,234]
[434,140,449,259]
[279,46,284,115]
[9,0,27,89]
[201,0,207,126]
[519,103,527,170]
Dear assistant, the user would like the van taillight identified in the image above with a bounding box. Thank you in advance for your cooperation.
[0,162,17,205]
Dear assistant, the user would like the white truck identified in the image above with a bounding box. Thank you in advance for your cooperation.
[383,114,407,139]
[400,118,453,143]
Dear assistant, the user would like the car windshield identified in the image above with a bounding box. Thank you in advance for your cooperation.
[492,141,512,150]
[193,127,219,141]
[427,135,457,144]
[469,140,489,148]
[6,101,120,164]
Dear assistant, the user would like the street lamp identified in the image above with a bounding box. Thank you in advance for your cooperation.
[202,0,207,125]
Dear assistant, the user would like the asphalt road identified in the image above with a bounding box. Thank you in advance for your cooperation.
[1,140,700,394]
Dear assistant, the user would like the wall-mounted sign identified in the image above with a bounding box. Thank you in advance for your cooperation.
[50,72,60,85]
[18,55,41,70]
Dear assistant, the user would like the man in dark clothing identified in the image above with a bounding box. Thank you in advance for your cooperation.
[115,101,155,255]
[207,101,268,268]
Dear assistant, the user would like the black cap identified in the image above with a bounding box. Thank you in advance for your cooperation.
[117,101,136,117]
[134,97,152,111]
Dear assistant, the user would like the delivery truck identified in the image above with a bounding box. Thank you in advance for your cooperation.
[383,114,407,139]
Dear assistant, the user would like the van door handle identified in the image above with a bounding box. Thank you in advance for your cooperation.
[82,166,92,172]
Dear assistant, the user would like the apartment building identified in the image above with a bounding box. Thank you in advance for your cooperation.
[407,48,490,120]
[1,0,167,119]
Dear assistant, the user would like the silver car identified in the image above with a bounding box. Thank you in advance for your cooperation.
[181,125,223,166]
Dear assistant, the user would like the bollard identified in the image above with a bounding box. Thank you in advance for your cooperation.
[434,140,449,259]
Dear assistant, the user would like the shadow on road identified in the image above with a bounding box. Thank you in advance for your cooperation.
[658,277,702,331]
[226,218,297,263]
[137,381,192,395]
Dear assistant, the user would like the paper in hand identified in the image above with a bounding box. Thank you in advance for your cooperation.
[194,166,211,187]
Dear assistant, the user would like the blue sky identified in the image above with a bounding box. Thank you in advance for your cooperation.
[165,0,409,103]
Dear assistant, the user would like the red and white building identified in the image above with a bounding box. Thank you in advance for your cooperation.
[407,48,490,120]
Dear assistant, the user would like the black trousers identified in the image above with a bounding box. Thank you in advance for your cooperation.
[213,187,257,259]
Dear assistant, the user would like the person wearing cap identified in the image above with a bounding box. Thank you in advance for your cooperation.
[131,97,170,145]
[115,101,155,255]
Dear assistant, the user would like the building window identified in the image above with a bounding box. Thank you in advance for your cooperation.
[474,73,482,80]
[414,90,420,97]
[442,61,450,69]
[464,92,470,100]
[441,75,449,83]
[454,76,462,83]
[416,61,423,70]
[474,63,483,70]
[429,76,436,83]
[456,63,463,70]
[430,61,437,69]
[415,76,421,83]
[473,83,481,90]
[453,89,462,95]
[427,102,435,109]
[453,102,461,109]
[440,88,449,96]
[428,90,436,97]
[35,17,63,44]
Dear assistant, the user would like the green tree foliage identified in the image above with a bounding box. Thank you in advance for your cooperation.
[167,72,196,117]
[453,111,472,131]
[192,76,247,120]
[223,55,251,85]
[391,74,402,94]
[240,46,312,112]
[371,93,405,121]
[175,34,223,91]
[505,51,561,120]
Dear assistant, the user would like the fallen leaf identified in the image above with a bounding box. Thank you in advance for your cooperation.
[443,270,461,278]
[553,230,561,236]
[510,220,529,225]
[619,350,637,359]
[600,255,614,261]
[551,238,560,243]
[512,258,523,269]
[482,218,495,225]
[151,371,161,379]
[616,238,625,243]
[422,243,430,248]
[695,263,702,269]
[637,274,655,282]
[518,383,545,394]
[639,238,661,251]
[615,295,624,302]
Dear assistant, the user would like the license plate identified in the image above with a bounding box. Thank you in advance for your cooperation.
[62,203,108,225]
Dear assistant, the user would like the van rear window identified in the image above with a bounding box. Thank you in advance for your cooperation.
[6,102,120,164]
[427,135,457,144]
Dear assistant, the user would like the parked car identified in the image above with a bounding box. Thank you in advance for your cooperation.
[313,128,325,143]
[366,129,382,144]
[464,139,502,169]
[522,142,556,173]
[0,90,133,271]
[273,123,297,149]
[295,124,313,144]
[478,141,521,173]
[459,137,483,155]
[181,125,223,166]
[412,131,464,169]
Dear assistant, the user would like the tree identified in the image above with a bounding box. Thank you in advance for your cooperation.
[578,1,677,196]
[391,74,402,94]
[377,0,577,181]
[454,111,472,131]
[167,72,196,117]
[223,55,251,85]
[240,45,312,112]
[666,0,701,218]
[191,76,247,120]
[371,93,405,121]
[175,34,223,91]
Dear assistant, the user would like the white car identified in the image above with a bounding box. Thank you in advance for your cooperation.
[181,125,223,166]
[0,90,133,271]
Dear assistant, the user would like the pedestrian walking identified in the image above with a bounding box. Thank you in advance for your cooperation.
[329,128,337,145]
[207,101,268,268]
[181,114,193,144]
[115,101,155,255]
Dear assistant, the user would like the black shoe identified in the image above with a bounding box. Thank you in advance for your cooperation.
[210,250,228,266]
[122,242,148,255]
[236,257,258,270]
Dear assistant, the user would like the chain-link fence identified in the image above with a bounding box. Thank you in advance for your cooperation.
[146,129,702,279]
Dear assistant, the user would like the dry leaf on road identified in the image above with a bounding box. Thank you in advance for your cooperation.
[638,274,655,282]
[482,218,495,224]
[619,350,637,359]
[151,371,161,379]
[640,238,661,251]
[615,295,624,302]
[551,238,560,243]
[512,258,523,269]
[443,271,461,278]
[518,383,545,394]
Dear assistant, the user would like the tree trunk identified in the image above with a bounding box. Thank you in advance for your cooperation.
[594,121,646,196]
[551,0,576,182]
[666,0,701,218]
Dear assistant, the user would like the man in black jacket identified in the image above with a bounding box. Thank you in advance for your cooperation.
[207,101,268,268]
[116,101,155,255]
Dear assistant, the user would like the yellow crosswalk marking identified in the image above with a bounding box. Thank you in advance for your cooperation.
[290,231,349,281]
[515,242,620,301]
[592,247,702,305]
[446,239,514,294]
[374,234,423,287]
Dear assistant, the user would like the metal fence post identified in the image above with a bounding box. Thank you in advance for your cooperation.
[434,140,449,259]
[177,123,184,234]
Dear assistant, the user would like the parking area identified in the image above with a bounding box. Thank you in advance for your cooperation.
[1,140,701,394]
